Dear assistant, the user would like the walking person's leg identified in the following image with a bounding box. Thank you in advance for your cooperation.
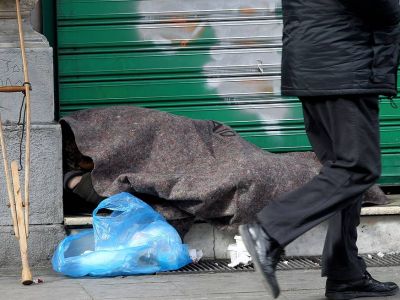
[239,95,398,299]
[258,96,381,247]
[322,196,366,281]
[302,98,368,282]
[320,194,397,300]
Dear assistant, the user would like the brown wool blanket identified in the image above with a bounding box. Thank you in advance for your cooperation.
[61,106,387,232]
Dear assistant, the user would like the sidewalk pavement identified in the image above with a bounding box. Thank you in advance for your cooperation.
[0,266,400,300]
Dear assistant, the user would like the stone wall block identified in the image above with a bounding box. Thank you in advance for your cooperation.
[0,124,63,226]
[0,48,54,123]
[0,224,65,267]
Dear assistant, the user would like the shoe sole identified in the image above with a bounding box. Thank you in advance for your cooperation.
[326,286,399,300]
[239,224,280,299]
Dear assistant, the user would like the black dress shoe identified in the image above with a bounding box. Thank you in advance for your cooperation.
[239,222,284,298]
[325,271,399,300]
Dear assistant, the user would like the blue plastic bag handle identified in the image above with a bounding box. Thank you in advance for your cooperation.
[92,192,166,221]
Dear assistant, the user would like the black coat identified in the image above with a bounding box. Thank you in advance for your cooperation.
[281,0,400,97]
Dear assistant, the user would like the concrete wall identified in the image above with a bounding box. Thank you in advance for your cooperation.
[0,2,64,267]
[285,215,400,256]
[184,214,400,259]
[30,0,41,33]
[0,225,65,267]
[0,125,63,226]
[0,48,54,123]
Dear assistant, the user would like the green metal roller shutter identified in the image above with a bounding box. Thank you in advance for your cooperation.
[53,0,400,185]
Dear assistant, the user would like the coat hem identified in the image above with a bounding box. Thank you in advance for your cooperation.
[281,88,397,97]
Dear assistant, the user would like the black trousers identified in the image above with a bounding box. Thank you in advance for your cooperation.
[257,95,381,280]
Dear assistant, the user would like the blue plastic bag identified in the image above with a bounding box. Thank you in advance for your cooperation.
[52,192,192,277]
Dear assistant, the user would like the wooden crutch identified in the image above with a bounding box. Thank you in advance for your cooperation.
[11,161,33,285]
[0,118,19,239]
[0,0,33,285]
[0,122,33,287]
[15,0,32,238]
[0,120,33,286]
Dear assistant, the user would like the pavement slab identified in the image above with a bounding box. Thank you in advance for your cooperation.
[0,266,400,300]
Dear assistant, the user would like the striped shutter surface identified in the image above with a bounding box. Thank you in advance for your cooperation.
[56,0,400,185]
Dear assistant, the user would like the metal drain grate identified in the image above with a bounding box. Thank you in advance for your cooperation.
[160,253,400,275]
[362,253,400,267]
[278,256,321,270]
[159,260,254,274]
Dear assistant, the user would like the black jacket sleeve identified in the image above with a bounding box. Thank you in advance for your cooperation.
[339,0,400,27]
